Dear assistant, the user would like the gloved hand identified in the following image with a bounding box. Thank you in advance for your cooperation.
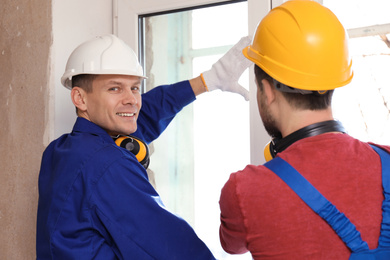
[201,36,252,101]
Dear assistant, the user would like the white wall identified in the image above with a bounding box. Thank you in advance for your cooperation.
[52,0,113,138]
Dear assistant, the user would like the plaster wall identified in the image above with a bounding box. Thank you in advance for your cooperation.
[0,0,113,258]
[0,0,52,259]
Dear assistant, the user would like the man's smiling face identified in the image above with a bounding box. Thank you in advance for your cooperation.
[78,74,142,136]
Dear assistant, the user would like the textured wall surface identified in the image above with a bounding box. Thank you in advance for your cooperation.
[0,0,52,258]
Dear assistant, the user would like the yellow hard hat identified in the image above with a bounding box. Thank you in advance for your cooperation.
[243,0,353,91]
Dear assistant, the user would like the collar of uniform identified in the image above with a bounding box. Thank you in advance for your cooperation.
[72,117,115,144]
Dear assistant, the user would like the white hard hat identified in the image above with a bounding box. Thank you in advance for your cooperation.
[61,34,146,89]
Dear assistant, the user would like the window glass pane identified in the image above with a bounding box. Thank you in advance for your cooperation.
[322,0,390,144]
[192,2,248,49]
[142,1,251,259]
[324,0,390,29]
[193,55,250,259]
[143,11,195,223]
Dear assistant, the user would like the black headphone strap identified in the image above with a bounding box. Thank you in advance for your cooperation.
[271,120,345,156]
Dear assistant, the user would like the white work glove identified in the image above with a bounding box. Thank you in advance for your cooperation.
[201,36,252,101]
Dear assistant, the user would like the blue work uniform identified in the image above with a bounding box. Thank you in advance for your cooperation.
[36,81,215,260]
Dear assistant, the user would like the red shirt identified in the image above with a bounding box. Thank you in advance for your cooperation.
[219,133,389,259]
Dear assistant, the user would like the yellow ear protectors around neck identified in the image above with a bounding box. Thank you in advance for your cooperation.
[264,142,274,162]
[114,135,150,169]
[264,120,345,162]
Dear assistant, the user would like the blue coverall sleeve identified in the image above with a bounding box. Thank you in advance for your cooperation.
[134,80,196,143]
[91,153,215,260]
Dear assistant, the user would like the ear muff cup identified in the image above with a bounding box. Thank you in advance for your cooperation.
[114,136,150,169]
[264,142,274,162]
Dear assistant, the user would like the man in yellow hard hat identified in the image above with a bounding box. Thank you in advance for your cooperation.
[219,0,390,259]
[36,34,251,259]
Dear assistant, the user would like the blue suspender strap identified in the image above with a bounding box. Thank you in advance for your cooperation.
[264,157,370,253]
[370,144,390,248]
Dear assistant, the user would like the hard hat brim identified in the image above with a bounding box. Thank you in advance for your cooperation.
[243,45,353,91]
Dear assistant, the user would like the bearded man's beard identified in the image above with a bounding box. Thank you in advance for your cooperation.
[259,97,281,138]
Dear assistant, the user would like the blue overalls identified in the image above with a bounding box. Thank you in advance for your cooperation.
[265,145,390,259]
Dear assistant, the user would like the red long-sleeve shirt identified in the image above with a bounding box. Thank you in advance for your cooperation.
[219,133,390,259]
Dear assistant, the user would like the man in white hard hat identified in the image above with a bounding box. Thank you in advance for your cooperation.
[36,34,251,259]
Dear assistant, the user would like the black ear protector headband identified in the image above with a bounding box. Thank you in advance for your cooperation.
[113,135,150,169]
[264,120,345,162]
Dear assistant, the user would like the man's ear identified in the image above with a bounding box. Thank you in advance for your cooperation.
[261,79,276,105]
[71,87,87,112]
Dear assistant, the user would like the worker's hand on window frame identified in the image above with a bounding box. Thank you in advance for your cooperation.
[201,36,252,101]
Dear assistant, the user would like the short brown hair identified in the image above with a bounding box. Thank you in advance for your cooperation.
[71,74,98,93]
[254,65,333,110]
